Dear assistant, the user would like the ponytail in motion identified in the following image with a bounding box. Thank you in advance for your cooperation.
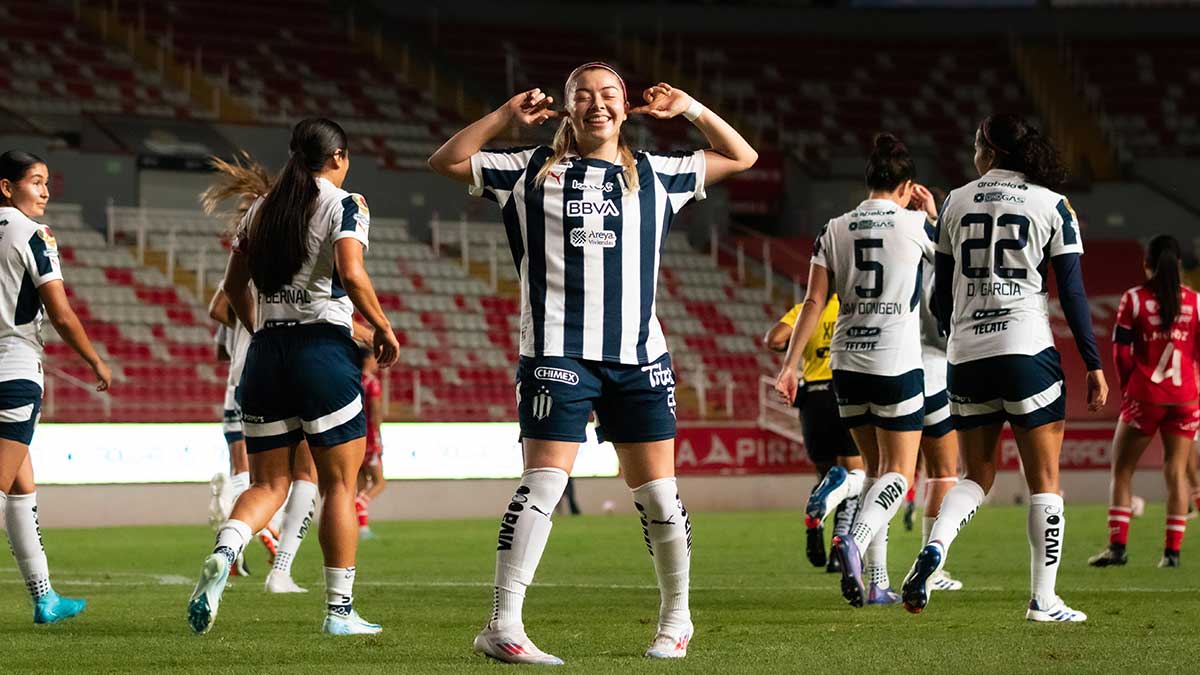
[242,118,348,295]
[200,150,273,236]
[979,113,1067,189]
[865,132,915,191]
[1145,234,1182,328]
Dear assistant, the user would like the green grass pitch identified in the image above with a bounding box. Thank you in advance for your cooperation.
[0,503,1197,673]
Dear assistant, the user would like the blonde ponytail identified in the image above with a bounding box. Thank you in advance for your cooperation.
[200,150,274,236]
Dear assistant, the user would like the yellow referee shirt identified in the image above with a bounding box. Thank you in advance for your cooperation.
[778,294,839,383]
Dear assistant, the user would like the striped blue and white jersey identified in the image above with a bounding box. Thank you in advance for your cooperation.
[0,206,64,386]
[236,177,369,334]
[937,169,1083,365]
[812,199,934,377]
[470,146,706,365]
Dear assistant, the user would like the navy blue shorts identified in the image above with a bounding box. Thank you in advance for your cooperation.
[516,354,677,444]
[923,389,955,438]
[831,368,925,432]
[238,324,366,454]
[799,381,859,465]
[948,347,1066,430]
[0,379,42,445]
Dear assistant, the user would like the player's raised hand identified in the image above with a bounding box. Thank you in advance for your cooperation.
[504,89,560,127]
[1086,369,1108,412]
[774,367,799,405]
[910,183,938,221]
[629,83,693,120]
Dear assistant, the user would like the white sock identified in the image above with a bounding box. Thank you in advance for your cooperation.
[325,566,355,615]
[491,467,568,628]
[6,493,51,601]
[850,472,908,548]
[269,503,285,534]
[922,515,936,547]
[1029,493,1065,607]
[865,522,890,588]
[633,477,692,634]
[926,479,986,554]
[230,471,250,500]
[272,480,317,576]
[213,519,253,566]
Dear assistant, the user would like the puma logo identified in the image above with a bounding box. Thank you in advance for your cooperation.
[548,171,563,185]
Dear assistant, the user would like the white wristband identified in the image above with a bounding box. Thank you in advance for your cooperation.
[683,99,705,122]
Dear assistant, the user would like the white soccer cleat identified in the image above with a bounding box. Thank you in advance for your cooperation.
[187,553,231,634]
[264,570,308,593]
[473,622,564,665]
[930,569,964,591]
[1026,597,1087,623]
[645,623,694,659]
[322,608,382,635]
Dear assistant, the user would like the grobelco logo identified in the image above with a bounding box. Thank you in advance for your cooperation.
[534,367,579,386]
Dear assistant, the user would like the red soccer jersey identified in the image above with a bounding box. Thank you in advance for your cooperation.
[1112,285,1200,405]
[362,373,383,453]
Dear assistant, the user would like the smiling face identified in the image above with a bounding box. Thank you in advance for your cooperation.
[567,68,627,149]
[0,162,50,218]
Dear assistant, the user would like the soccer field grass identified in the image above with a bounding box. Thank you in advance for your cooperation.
[0,504,1197,674]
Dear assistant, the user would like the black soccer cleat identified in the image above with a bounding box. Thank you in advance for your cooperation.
[1087,543,1128,567]
[805,521,827,568]
[1159,549,1181,568]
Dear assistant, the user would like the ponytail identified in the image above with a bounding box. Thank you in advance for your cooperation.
[980,114,1067,189]
[1146,234,1182,328]
[200,150,273,237]
[242,118,347,295]
[865,132,915,191]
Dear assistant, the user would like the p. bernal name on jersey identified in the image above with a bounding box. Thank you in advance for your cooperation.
[966,281,1023,297]
[261,288,314,304]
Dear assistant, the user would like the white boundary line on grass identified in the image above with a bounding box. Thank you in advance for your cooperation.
[0,573,1197,594]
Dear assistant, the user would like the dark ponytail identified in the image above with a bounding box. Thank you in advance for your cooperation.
[980,114,1067,189]
[244,118,347,295]
[865,133,915,191]
[0,150,47,206]
[1146,234,1182,329]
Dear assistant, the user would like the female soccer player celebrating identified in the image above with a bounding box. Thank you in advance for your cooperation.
[430,63,756,663]
[0,150,111,623]
[775,134,937,608]
[901,113,1108,622]
[187,119,399,635]
[1090,235,1198,569]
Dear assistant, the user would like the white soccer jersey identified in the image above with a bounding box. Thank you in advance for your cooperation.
[237,177,369,333]
[919,221,949,394]
[469,146,706,365]
[812,199,934,377]
[937,169,1083,365]
[224,321,252,386]
[0,206,64,386]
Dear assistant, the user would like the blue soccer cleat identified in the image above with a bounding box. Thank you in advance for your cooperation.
[806,466,848,523]
[901,543,945,614]
[323,608,382,635]
[187,553,231,634]
[866,583,902,606]
[830,535,865,608]
[34,590,86,624]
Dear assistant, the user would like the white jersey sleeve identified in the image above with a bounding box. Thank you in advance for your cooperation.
[19,223,63,287]
[469,146,540,205]
[1048,196,1083,257]
[330,193,370,251]
[644,150,707,213]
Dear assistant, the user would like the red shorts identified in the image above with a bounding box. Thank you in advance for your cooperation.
[1120,398,1200,439]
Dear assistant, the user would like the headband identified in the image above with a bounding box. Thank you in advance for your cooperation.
[565,61,628,103]
[980,118,1010,156]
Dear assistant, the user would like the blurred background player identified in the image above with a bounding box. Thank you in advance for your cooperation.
[1090,234,1199,569]
[902,113,1108,622]
[204,163,321,594]
[430,64,756,663]
[355,344,386,540]
[0,150,112,623]
[775,133,937,607]
[764,294,864,572]
[187,118,399,635]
